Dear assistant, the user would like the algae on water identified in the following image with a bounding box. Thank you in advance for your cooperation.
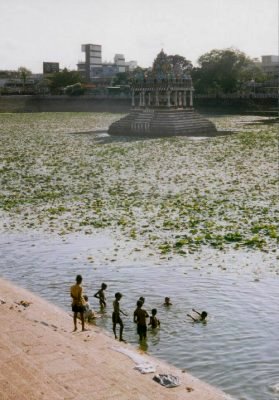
[0,112,278,257]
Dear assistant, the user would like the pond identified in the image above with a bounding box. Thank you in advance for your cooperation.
[0,232,278,400]
[0,112,278,399]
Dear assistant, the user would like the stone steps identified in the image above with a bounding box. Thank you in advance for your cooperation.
[108,108,217,136]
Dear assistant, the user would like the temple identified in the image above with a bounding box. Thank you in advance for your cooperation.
[108,50,217,136]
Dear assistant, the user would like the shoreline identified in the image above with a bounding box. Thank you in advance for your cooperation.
[0,277,232,400]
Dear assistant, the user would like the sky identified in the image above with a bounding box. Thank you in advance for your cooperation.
[0,0,278,73]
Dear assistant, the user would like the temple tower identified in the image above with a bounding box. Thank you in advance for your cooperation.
[108,50,217,137]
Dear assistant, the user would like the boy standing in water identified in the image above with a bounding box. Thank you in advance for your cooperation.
[149,308,160,329]
[70,274,86,332]
[112,292,127,342]
[94,283,107,308]
[134,300,149,341]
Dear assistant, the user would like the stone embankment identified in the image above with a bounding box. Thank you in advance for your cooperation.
[0,94,277,114]
[0,278,232,400]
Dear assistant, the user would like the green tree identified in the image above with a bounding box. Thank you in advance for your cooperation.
[130,66,149,80]
[192,48,264,94]
[112,72,130,86]
[167,54,192,75]
[48,68,83,94]
[64,82,85,96]
[151,50,192,79]
[18,66,32,91]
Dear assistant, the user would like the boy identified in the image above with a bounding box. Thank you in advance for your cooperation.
[135,296,145,308]
[70,274,86,332]
[149,308,160,329]
[187,308,208,322]
[164,297,172,306]
[83,295,96,321]
[94,283,107,307]
[134,300,149,341]
[112,292,127,342]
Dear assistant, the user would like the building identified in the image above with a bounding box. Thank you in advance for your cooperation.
[125,60,137,72]
[78,44,102,81]
[261,55,279,78]
[260,55,279,94]
[102,62,118,79]
[43,62,59,75]
[114,54,126,73]
[77,43,137,83]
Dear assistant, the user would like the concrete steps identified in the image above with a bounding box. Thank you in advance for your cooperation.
[108,108,217,137]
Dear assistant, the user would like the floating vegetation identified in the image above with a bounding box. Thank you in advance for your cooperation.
[0,112,278,259]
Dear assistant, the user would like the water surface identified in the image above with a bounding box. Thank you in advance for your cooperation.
[0,232,278,400]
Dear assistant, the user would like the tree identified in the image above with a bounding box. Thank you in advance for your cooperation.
[130,66,149,80]
[151,50,192,79]
[192,48,264,94]
[48,68,83,94]
[64,82,85,96]
[166,54,192,75]
[112,72,130,86]
[18,66,32,91]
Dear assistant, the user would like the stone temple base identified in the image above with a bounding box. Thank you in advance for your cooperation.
[108,108,217,137]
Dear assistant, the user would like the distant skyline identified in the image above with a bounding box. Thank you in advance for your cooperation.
[0,0,278,73]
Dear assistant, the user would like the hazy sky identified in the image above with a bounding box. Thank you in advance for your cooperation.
[0,0,278,73]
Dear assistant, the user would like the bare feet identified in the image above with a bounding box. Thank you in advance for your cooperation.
[119,338,127,343]
[73,327,77,332]
[82,328,90,332]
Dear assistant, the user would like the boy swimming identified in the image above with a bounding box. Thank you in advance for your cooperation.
[164,297,172,306]
[187,308,208,322]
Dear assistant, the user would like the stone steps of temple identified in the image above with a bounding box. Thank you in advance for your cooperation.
[108,108,217,136]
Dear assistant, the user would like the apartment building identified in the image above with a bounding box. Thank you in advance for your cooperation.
[261,55,279,78]
[77,43,137,82]
[77,44,102,81]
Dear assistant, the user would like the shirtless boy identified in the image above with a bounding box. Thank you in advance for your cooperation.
[112,292,127,341]
[134,300,149,341]
[149,308,160,329]
[94,283,107,307]
[187,308,208,322]
[70,274,86,332]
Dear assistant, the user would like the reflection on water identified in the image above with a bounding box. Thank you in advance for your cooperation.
[0,232,278,400]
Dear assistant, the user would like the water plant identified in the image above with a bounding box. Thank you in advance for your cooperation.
[0,112,277,260]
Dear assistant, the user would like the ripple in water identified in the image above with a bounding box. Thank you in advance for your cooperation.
[0,232,278,400]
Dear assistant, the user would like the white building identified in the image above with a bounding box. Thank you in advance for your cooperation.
[125,60,138,72]
[261,55,279,78]
[78,44,102,81]
[114,54,126,73]
[77,44,138,82]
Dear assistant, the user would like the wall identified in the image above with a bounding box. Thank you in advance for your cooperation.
[0,95,277,114]
[0,95,131,113]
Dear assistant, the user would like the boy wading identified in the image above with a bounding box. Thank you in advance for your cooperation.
[134,300,149,341]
